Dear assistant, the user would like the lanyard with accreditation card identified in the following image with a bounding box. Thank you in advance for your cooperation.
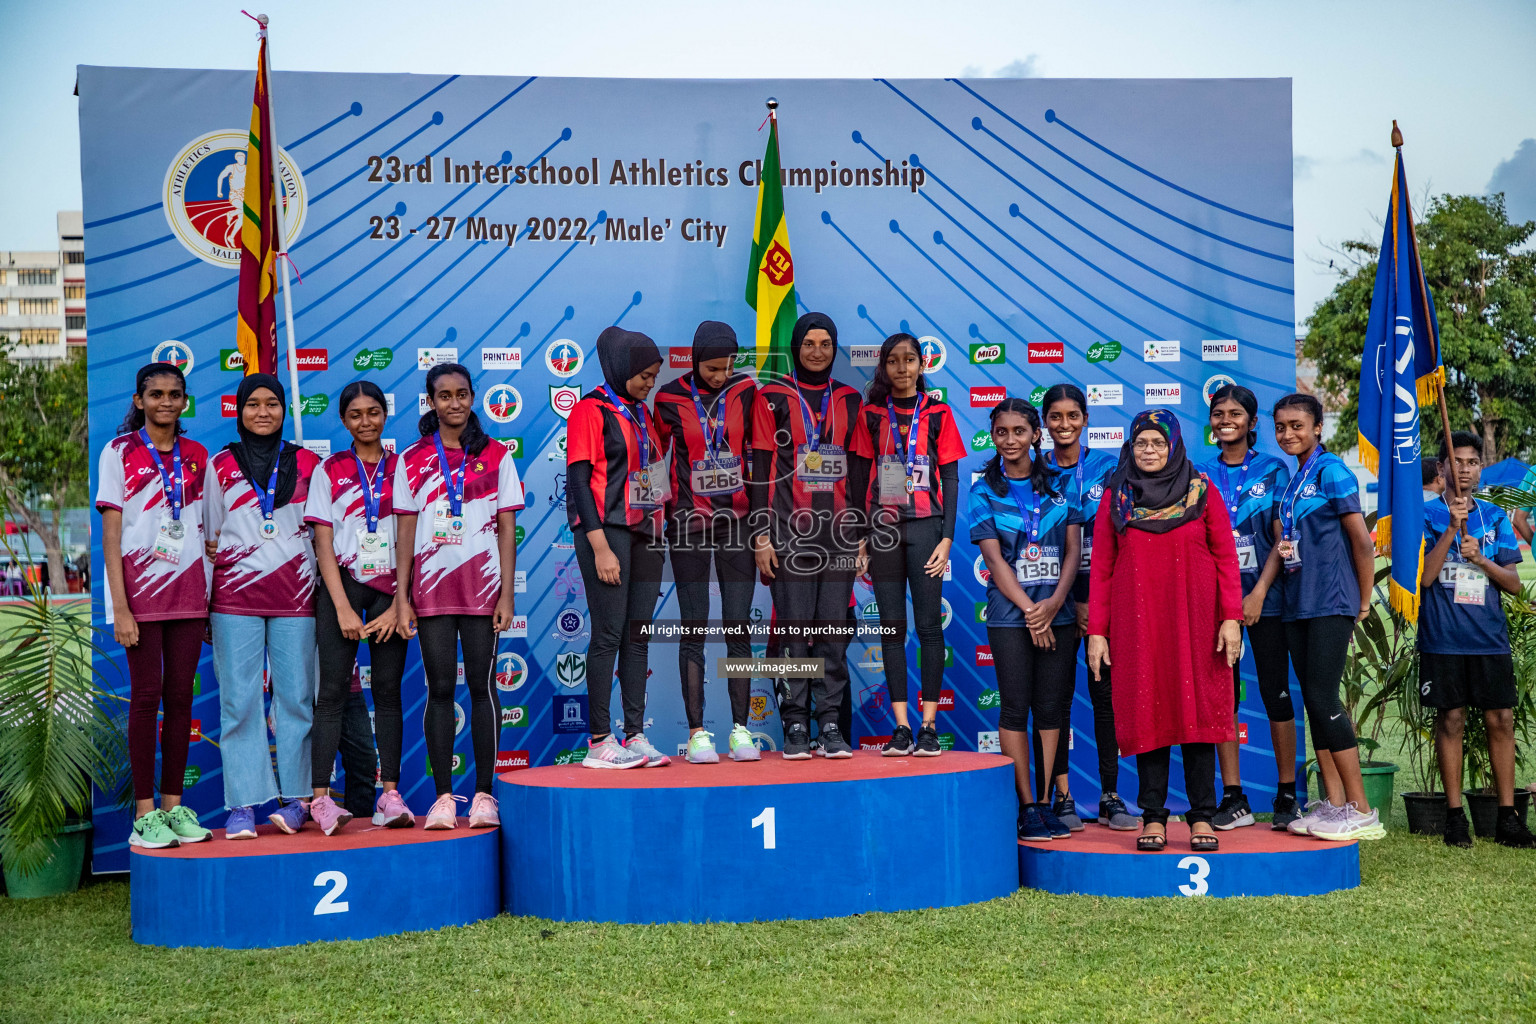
[431,432,468,545]
[1276,446,1323,568]
[687,375,744,496]
[140,429,187,562]
[353,447,392,574]
[878,395,929,503]
[604,385,667,508]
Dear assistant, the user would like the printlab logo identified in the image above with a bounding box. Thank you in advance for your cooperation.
[919,336,946,372]
[1143,340,1180,363]
[495,652,528,692]
[483,384,522,423]
[849,345,880,367]
[152,339,194,373]
[354,347,394,371]
[1202,339,1239,362]
[545,339,584,377]
[1086,341,1122,364]
[418,346,459,369]
[162,129,307,267]
[553,608,589,642]
[1087,384,1123,406]
[1144,383,1182,405]
[502,615,528,639]
[969,342,1005,364]
[481,347,522,370]
[549,385,581,419]
[555,652,587,689]
[1086,426,1125,449]
[1203,374,1237,406]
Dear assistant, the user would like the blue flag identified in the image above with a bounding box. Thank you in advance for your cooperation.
[1357,145,1445,622]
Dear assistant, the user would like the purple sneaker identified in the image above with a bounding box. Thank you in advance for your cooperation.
[268,800,310,835]
[309,794,354,836]
[372,789,415,828]
[224,806,257,840]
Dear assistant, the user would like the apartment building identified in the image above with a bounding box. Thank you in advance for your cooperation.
[0,211,85,362]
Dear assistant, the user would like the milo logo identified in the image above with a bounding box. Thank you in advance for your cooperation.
[300,393,330,416]
[971,430,995,451]
[1028,385,1047,405]
[1086,341,1122,364]
[969,342,1005,365]
[353,347,395,371]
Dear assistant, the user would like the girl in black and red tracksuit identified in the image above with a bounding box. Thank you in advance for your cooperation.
[654,321,761,764]
[567,327,669,769]
[850,332,966,757]
[749,312,863,760]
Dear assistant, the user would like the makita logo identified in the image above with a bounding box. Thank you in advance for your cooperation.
[976,646,993,666]
[859,736,892,751]
[1027,342,1064,363]
[970,386,1007,407]
[288,348,328,371]
[221,395,237,417]
[668,348,692,369]
[495,750,530,772]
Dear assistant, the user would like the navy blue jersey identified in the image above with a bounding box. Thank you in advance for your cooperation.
[1199,450,1290,618]
[1418,498,1524,655]
[1278,451,1364,621]
[968,471,1083,628]
[1045,446,1117,603]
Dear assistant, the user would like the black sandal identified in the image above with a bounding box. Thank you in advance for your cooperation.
[1136,824,1166,851]
[1190,828,1219,852]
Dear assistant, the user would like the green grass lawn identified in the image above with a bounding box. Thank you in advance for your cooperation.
[2,812,1533,1024]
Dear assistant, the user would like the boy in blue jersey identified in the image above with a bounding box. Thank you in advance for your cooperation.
[1419,432,1533,849]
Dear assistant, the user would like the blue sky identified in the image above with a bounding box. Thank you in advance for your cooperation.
[2,0,1532,327]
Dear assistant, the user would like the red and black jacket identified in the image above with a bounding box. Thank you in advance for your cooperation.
[654,372,756,532]
[566,387,665,538]
[749,377,863,527]
[850,396,966,534]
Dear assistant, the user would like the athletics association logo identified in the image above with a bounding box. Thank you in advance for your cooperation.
[151,340,194,374]
[939,597,953,629]
[973,553,991,586]
[918,336,946,372]
[1203,374,1237,406]
[494,652,528,692]
[483,384,522,423]
[163,129,307,267]
[549,385,581,419]
[545,339,584,378]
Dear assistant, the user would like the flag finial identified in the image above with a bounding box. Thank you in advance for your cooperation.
[765,97,778,112]
[1391,120,1403,148]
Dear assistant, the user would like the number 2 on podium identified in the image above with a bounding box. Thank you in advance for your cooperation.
[751,806,776,849]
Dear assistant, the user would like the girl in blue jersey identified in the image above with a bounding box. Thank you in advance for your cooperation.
[1199,384,1300,831]
[1270,394,1383,842]
[970,399,1082,842]
[1038,384,1135,830]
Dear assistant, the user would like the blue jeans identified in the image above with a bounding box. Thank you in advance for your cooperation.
[211,612,318,809]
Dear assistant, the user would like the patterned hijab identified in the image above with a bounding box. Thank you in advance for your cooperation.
[1108,408,1207,534]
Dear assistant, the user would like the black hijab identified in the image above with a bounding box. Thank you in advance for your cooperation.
[1107,408,1207,534]
[226,372,301,508]
[690,321,739,391]
[790,312,838,386]
[595,326,662,401]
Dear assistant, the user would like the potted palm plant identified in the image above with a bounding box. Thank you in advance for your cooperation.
[0,533,126,898]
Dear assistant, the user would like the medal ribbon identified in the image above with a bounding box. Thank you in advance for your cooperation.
[353,447,386,533]
[686,374,731,464]
[1007,477,1043,545]
[791,374,833,454]
[602,384,652,470]
[432,432,467,517]
[1217,450,1254,532]
[138,429,183,521]
[1047,443,1086,502]
[1278,445,1324,542]
[886,394,928,485]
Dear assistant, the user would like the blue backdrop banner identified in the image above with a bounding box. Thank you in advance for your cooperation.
[81,68,1295,873]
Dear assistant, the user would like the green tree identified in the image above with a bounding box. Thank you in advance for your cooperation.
[1301,193,1536,461]
[0,351,88,590]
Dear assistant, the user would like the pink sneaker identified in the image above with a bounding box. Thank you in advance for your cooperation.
[309,794,354,836]
[372,789,415,828]
[468,792,500,828]
[424,793,463,830]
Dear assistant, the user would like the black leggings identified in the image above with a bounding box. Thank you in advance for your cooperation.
[1137,743,1217,825]
[417,614,499,795]
[869,516,945,706]
[577,526,664,739]
[670,523,754,729]
[312,573,407,789]
[769,523,855,729]
[1237,615,1294,723]
[988,624,1076,732]
[339,689,378,820]
[1284,615,1359,753]
[1043,641,1119,794]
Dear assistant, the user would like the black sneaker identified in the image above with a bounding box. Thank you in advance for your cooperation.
[882,724,914,757]
[783,723,812,760]
[1213,791,1255,831]
[818,724,853,759]
[1495,812,1536,849]
[1097,792,1139,831]
[913,725,942,757]
[1443,805,1473,848]
[1271,793,1301,831]
[1051,794,1085,832]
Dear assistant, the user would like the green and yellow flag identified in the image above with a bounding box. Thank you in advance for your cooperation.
[745,110,796,379]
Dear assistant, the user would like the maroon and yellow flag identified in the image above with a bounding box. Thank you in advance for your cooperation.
[235,29,279,376]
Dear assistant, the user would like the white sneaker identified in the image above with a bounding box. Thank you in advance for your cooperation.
[624,732,672,767]
[424,792,463,830]
[1310,802,1386,841]
[1287,799,1340,836]
[581,733,647,769]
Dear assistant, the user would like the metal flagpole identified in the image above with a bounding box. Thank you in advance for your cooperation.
[255,12,304,442]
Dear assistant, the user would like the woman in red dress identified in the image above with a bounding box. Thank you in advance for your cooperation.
[1086,409,1244,852]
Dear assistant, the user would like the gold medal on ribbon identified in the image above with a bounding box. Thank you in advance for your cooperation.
[804,450,823,472]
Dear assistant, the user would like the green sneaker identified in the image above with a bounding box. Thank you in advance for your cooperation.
[166,804,212,843]
[685,730,719,764]
[129,809,180,849]
[728,724,761,762]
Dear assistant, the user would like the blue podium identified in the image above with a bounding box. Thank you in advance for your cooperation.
[1018,822,1360,898]
[495,751,1017,923]
[130,819,500,948]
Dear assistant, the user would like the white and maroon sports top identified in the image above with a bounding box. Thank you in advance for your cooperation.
[204,445,322,617]
[95,431,212,622]
[304,449,399,596]
[392,436,524,617]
